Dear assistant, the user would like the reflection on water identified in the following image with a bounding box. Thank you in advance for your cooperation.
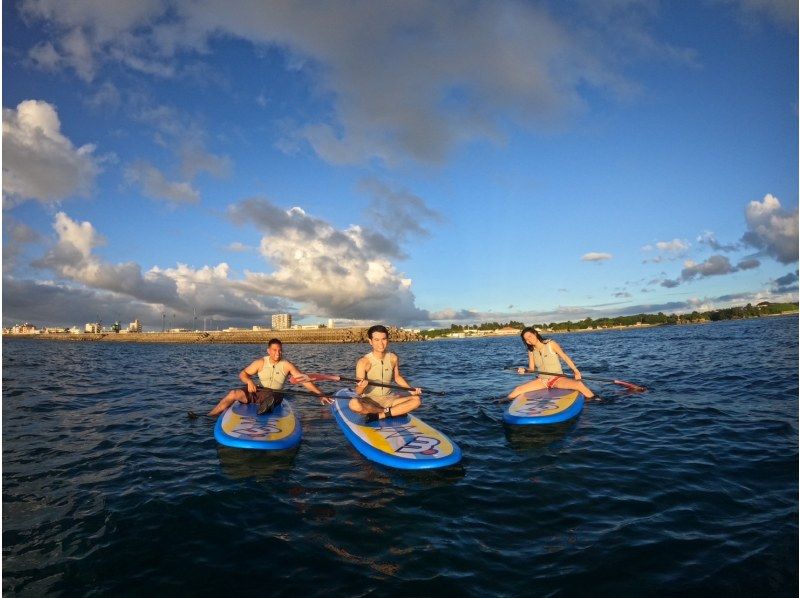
[3,317,798,595]
[216,446,298,480]
[504,419,578,451]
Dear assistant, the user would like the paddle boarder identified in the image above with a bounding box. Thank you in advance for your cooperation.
[207,338,333,416]
[350,325,422,422]
[508,327,598,400]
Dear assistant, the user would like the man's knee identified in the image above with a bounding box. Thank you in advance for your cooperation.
[348,398,363,412]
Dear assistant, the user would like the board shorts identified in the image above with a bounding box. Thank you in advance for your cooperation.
[243,387,284,405]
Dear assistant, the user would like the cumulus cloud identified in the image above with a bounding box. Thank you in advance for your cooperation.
[770,270,798,294]
[19,1,694,165]
[29,211,288,325]
[660,254,743,287]
[642,238,690,263]
[229,197,430,323]
[736,258,760,270]
[125,161,200,204]
[2,99,101,204]
[358,177,444,256]
[582,252,613,262]
[741,194,798,264]
[697,230,739,252]
[3,219,41,268]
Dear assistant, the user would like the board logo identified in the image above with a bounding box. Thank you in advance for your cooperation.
[396,435,441,455]
[517,399,560,415]
[380,423,441,456]
[234,416,281,438]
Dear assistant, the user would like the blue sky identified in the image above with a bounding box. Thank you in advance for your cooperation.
[3,0,798,330]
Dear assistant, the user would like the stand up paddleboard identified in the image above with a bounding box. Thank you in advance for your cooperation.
[214,401,301,450]
[331,389,461,470]
[503,388,585,425]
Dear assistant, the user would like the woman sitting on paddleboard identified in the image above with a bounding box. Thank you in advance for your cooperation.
[508,327,598,400]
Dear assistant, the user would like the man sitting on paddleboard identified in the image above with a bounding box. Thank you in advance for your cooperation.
[207,338,333,417]
[349,325,422,423]
[507,327,598,401]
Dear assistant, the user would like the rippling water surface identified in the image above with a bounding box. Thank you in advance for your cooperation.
[3,317,798,596]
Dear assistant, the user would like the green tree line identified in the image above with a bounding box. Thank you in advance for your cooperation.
[420,302,797,338]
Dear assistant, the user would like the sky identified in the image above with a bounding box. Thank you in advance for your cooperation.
[2,0,798,330]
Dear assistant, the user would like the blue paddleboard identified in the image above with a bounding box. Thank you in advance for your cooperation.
[331,389,461,470]
[503,388,585,425]
[214,400,301,450]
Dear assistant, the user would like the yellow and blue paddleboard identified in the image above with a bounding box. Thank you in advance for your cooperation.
[503,388,584,425]
[332,389,461,470]
[214,401,301,450]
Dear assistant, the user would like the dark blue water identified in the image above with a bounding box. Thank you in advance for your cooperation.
[3,317,797,596]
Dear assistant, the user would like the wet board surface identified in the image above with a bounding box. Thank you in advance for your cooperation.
[214,400,301,450]
[331,389,461,470]
[503,388,585,425]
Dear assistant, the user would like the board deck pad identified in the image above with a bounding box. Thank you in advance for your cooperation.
[331,389,461,470]
[503,388,585,425]
[214,400,301,450]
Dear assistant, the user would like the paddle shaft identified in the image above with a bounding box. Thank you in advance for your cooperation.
[302,373,445,396]
[515,368,646,392]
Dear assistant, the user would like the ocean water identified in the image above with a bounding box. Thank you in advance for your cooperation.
[3,317,797,596]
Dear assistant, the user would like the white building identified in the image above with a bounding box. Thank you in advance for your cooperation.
[128,319,142,333]
[85,323,101,333]
[271,313,292,330]
[327,318,335,329]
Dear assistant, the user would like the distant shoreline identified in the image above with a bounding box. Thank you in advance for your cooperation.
[427,311,798,340]
[1,326,423,344]
[4,312,796,345]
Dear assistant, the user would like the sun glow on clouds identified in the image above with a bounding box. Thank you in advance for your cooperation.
[230,198,430,323]
[29,196,436,326]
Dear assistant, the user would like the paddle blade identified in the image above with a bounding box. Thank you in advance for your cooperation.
[613,379,647,392]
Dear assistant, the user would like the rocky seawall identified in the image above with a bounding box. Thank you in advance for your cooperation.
[3,326,423,344]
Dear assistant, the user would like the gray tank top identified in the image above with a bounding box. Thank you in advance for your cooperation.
[363,352,394,398]
[257,358,287,390]
[532,341,563,377]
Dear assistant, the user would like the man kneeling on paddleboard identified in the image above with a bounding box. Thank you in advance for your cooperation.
[350,325,422,423]
[207,338,333,417]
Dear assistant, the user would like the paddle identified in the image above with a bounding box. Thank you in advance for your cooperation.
[289,373,446,396]
[264,387,335,407]
[511,368,647,392]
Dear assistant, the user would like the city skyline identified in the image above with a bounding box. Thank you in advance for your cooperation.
[3,1,798,329]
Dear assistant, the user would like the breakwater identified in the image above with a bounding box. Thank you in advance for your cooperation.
[2,326,423,344]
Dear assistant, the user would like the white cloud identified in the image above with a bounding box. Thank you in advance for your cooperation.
[20,1,694,165]
[28,205,432,326]
[581,252,613,262]
[2,99,101,204]
[660,254,747,287]
[31,211,289,323]
[742,194,798,264]
[696,230,739,252]
[642,238,690,263]
[229,198,430,323]
[125,161,200,204]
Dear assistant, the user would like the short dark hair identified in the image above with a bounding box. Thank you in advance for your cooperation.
[367,325,389,339]
[267,338,282,347]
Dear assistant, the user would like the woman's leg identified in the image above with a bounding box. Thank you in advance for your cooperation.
[552,377,596,399]
[508,377,547,399]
